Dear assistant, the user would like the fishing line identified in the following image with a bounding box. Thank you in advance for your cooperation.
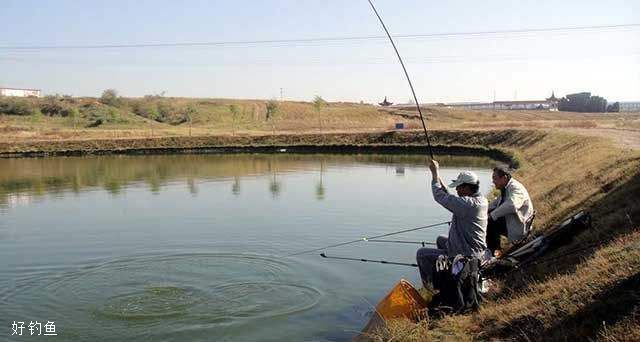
[366,239,436,246]
[286,220,450,257]
[367,0,434,159]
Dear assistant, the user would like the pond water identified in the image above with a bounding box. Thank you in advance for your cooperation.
[0,153,494,341]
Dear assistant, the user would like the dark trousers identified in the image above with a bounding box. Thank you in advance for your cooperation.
[416,235,449,287]
[486,216,507,252]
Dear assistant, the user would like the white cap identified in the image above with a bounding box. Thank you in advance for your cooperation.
[448,171,480,188]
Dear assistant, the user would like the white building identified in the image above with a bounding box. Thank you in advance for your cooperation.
[0,87,41,97]
[619,102,640,112]
[445,100,552,110]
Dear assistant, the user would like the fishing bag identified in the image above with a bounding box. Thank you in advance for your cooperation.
[432,255,481,313]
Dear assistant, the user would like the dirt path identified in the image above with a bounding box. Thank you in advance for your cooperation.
[564,128,640,150]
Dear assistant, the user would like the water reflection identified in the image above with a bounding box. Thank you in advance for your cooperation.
[188,178,198,196]
[231,176,240,196]
[0,154,496,207]
[316,161,326,201]
[269,172,282,199]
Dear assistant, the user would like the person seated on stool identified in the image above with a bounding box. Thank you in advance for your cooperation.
[487,165,534,258]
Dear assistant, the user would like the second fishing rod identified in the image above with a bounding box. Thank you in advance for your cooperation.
[286,220,450,257]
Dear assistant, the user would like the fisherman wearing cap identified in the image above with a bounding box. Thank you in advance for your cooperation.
[487,165,534,257]
[416,159,488,287]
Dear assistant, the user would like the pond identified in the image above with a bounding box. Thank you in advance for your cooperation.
[0,153,494,341]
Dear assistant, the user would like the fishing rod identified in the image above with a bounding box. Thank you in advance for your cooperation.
[366,239,437,247]
[367,0,434,159]
[320,253,418,267]
[286,220,450,257]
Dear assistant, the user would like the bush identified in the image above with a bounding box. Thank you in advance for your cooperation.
[99,89,122,107]
[156,101,174,122]
[131,98,187,125]
[132,100,160,120]
[81,104,119,127]
[40,95,74,117]
[0,97,39,115]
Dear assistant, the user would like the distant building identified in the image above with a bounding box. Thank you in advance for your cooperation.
[444,92,560,111]
[0,87,41,97]
[546,91,559,111]
[558,92,607,113]
[445,101,495,110]
[446,100,552,110]
[492,100,550,110]
[378,96,393,107]
[619,102,640,112]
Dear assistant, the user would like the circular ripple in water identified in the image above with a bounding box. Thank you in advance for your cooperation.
[199,281,322,319]
[96,286,205,320]
[3,252,322,336]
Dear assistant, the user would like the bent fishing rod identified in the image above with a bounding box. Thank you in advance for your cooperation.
[367,0,434,159]
[321,253,418,267]
[286,220,449,257]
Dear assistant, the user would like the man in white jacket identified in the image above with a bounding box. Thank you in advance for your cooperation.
[487,165,534,257]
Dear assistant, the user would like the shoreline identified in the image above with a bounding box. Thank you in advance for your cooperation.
[0,130,523,168]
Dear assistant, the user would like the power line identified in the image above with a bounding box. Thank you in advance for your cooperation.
[3,51,638,67]
[0,23,637,51]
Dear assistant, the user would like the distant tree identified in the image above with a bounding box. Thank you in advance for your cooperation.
[312,95,326,112]
[229,104,239,135]
[312,95,327,131]
[183,105,197,136]
[148,110,159,136]
[68,107,80,131]
[607,102,621,113]
[99,89,122,107]
[265,101,279,121]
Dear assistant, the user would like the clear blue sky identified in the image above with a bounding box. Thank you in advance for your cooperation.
[1,0,638,103]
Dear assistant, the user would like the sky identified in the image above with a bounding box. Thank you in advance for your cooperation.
[1,0,639,103]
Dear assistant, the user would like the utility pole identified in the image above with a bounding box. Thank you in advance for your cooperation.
[280,88,283,102]
[493,89,497,110]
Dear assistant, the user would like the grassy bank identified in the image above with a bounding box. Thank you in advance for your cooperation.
[2,95,639,145]
[371,131,640,341]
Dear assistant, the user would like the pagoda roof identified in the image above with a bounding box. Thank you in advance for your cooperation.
[378,96,393,106]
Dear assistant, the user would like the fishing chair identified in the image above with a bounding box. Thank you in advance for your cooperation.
[480,211,592,278]
[503,210,537,253]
